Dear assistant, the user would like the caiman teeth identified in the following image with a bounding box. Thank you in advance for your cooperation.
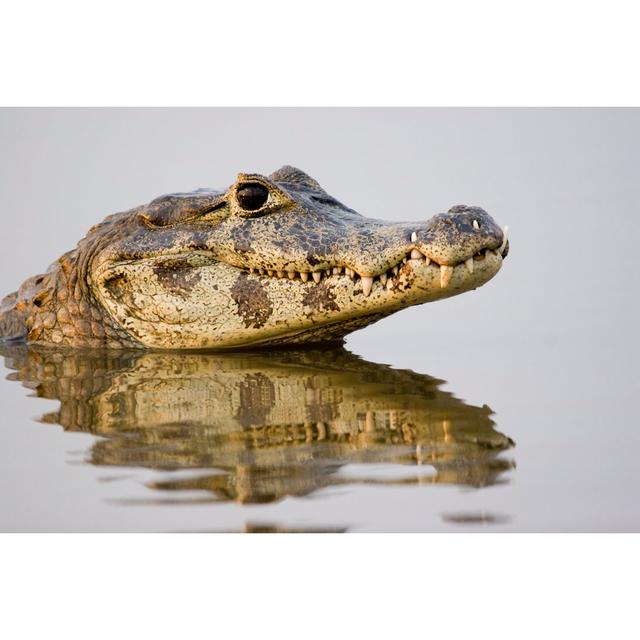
[240,238,501,293]
[361,276,374,297]
[465,257,474,274]
[473,219,480,230]
[440,265,454,288]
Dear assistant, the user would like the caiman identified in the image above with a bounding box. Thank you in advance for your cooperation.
[0,166,509,349]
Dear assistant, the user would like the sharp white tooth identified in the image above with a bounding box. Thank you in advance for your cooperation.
[277,270,285,278]
[248,267,255,274]
[424,256,431,265]
[386,277,394,290]
[361,276,374,296]
[325,269,331,276]
[259,268,266,275]
[379,273,387,285]
[287,270,296,279]
[410,249,422,260]
[499,225,509,254]
[392,265,399,275]
[473,219,480,230]
[465,258,474,274]
[300,271,309,282]
[402,257,408,264]
[411,231,418,242]
[345,267,354,279]
[332,267,341,275]
[440,265,454,288]
[312,271,322,283]
[267,270,274,276]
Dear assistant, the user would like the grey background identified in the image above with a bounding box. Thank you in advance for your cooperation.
[0,108,638,531]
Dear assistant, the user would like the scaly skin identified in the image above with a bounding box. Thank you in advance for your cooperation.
[0,344,515,503]
[0,166,509,349]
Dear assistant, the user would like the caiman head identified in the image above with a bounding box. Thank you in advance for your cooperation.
[1,166,509,349]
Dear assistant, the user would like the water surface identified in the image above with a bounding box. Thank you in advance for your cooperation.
[1,345,514,531]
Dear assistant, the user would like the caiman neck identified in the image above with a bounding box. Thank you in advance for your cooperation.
[0,247,137,349]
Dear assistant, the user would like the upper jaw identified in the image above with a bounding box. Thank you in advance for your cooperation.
[226,209,508,296]
[238,203,504,265]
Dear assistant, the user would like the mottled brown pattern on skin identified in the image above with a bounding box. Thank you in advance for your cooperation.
[103,273,128,299]
[230,227,256,255]
[152,260,203,300]
[301,281,340,316]
[261,313,387,346]
[0,166,508,349]
[230,273,274,329]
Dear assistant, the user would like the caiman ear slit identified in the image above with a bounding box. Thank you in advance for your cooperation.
[141,189,225,227]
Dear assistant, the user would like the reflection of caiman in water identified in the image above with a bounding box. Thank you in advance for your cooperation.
[0,346,515,504]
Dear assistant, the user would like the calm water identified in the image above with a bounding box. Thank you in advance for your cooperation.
[0,107,638,531]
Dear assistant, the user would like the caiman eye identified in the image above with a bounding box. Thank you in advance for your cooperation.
[236,183,269,211]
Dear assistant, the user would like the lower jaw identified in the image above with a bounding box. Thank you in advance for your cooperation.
[206,256,501,349]
[214,311,390,349]
[316,252,504,303]
[97,254,503,350]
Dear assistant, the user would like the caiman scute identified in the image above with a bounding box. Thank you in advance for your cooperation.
[0,166,509,349]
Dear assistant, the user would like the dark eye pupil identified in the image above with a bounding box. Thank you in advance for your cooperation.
[237,183,269,211]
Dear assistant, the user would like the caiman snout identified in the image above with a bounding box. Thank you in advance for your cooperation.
[340,204,508,292]
[413,204,508,267]
[402,205,508,290]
